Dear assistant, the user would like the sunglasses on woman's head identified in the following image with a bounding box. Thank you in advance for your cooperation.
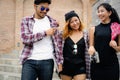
[39,6,49,12]
[73,44,77,55]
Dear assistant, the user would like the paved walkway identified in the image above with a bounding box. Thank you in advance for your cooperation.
[52,72,60,80]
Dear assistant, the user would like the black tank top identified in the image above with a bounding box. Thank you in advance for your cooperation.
[63,37,85,64]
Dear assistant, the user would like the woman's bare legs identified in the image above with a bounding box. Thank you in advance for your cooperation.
[61,74,72,80]
[73,74,86,80]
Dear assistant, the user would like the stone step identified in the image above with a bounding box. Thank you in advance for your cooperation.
[0,54,19,58]
[0,58,20,65]
[0,71,21,80]
[0,64,21,74]
[0,50,20,59]
[0,71,59,80]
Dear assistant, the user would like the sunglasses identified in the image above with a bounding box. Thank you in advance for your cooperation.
[39,6,49,12]
[73,44,77,55]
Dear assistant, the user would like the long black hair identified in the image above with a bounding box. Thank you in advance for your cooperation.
[97,3,120,23]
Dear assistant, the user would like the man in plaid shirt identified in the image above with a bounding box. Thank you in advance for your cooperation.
[20,0,63,80]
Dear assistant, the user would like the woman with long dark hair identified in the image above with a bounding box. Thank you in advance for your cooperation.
[88,3,120,80]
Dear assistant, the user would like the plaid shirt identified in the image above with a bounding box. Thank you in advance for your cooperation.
[20,15,63,65]
[83,31,91,79]
[111,22,120,40]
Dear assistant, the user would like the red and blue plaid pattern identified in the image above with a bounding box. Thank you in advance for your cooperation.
[20,15,63,65]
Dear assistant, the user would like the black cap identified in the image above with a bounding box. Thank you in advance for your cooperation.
[65,10,79,22]
[34,0,51,5]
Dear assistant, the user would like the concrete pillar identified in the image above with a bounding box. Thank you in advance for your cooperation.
[15,0,24,50]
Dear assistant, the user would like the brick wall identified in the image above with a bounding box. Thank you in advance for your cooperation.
[0,0,15,53]
[0,0,119,80]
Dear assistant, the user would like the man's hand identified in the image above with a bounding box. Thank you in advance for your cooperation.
[58,64,62,72]
[45,27,57,36]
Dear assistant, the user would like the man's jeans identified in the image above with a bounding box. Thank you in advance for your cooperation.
[21,59,54,80]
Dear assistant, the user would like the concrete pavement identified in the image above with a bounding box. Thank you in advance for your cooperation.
[52,72,60,80]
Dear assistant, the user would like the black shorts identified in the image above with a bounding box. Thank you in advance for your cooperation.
[60,60,86,77]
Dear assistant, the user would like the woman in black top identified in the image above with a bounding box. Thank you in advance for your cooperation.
[59,11,90,80]
[88,3,120,80]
